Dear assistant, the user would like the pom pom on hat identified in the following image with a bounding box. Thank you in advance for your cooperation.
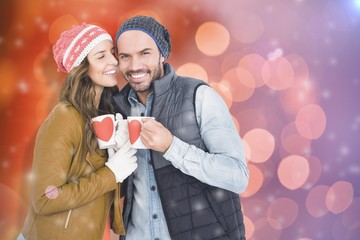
[115,16,171,59]
[53,23,112,73]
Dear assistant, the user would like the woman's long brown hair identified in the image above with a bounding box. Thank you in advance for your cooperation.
[59,58,118,154]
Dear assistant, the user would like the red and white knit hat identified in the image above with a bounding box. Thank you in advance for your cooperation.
[53,23,112,73]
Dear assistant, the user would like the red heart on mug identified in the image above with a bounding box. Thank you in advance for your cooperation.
[92,117,114,142]
[129,120,142,144]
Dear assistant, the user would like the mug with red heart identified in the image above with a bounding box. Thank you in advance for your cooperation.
[91,114,120,149]
[127,116,155,149]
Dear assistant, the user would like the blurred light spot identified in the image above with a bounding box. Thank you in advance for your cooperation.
[221,51,243,74]
[45,185,59,199]
[252,217,282,240]
[243,128,275,163]
[235,109,268,136]
[341,197,360,230]
[306,185,330,217]
[267,198,299,229]
[295,104,326,139]
[356,0,360,8]
[339,144,350,157]
[193,199,206,211]
[269,38,280,47]
[0,60,17,108]
[256,160,277,187]
[0,184,27,240]
[26,172,34,181]
[9,146,17,153]
[14,38,24,48]
[33,47,62,87]
[241,163,264,197]
[176,63,208,83]
[301,156,322,190]
[49,15,79,44]
[238,53,268,87]
[195,22,230,56]
[243,198,269,222]
[278,155,310,190]
[18,80,29,93]
[351,115,360,131]
[2,160,9,168]
[244,215,255,239]
[326,131,336,141]
[36,95,56,124]
[279,55,314,113]
[331,216,348,240]
[209,82,233,108]
[222,68,256,102]
[328,57,338,66]
[324,2,355,32]
[262,57,294,90]
[236,68,257,88]
[34,16,42,24]
[326,181,353,214]
[267,48,283,60]
[229,11,264,43]
[35,16,48,31]
[348,165,360,174]
[281,122,311,155]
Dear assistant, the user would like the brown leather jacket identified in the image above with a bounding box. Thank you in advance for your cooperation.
[20,102,125,239]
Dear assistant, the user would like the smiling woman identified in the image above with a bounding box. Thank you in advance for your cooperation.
[16,23,137,240]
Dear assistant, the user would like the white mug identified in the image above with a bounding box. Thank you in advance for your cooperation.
[127,116,155,149]
[91,114,127,149]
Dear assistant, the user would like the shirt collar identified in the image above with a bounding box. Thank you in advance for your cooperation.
[128,89,154,106]
[128,89,139,105]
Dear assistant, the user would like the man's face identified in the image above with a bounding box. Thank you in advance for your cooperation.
[117,30,165,95]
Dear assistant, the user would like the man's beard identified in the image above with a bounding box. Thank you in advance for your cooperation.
[126,60,163,93]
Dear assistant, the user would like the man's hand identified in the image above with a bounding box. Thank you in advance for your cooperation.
[140,118,173,153]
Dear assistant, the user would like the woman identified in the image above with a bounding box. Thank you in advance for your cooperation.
[17,23,137,239]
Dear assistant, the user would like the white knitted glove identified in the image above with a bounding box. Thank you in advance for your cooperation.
[113,113,129,151]
[106,141,137,183]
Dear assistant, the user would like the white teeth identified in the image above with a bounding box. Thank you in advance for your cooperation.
[104,70,116,75]
[131,73,146,79]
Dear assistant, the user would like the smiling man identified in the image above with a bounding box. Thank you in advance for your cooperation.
[112,15,249,240]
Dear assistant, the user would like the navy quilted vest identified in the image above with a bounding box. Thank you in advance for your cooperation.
[113,64,245,240]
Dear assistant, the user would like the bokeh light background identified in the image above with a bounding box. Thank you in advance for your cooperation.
[1,0,359,239]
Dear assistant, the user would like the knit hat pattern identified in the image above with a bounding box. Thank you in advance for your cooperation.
[53,24,112,73]
[115,16,171,59]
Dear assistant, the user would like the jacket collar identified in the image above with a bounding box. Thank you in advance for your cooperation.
[151,63,175,97]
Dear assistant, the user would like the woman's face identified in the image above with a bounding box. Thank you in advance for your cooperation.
[87,39,119,95]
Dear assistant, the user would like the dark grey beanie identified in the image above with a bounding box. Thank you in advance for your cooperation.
[115,16,171,59]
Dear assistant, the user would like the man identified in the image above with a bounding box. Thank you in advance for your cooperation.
[113,15,249,240]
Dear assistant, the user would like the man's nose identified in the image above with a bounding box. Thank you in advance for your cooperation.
[129,56,142,70]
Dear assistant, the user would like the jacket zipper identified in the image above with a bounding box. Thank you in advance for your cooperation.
[64,209,72,229]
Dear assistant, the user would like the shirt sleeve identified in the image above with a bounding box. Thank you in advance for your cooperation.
[163,85,249,194]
